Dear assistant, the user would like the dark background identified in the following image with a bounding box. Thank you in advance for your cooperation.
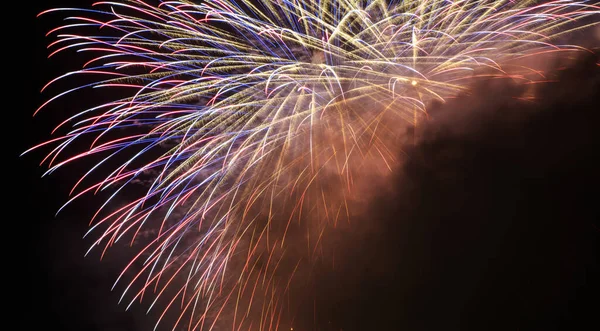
[16,1,155,330]
[15,1,599,330]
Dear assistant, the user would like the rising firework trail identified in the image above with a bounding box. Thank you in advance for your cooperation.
[26,1,599,330]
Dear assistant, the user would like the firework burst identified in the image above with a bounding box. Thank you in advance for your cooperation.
[27,0,599,330]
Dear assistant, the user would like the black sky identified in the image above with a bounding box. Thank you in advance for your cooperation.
[18,1,155,330]
[16,1,599,330]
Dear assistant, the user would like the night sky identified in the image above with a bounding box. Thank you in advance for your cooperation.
[16,1,600,330]
[19,1,157,330]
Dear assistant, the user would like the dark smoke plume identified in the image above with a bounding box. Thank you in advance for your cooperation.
[298,53,599,331]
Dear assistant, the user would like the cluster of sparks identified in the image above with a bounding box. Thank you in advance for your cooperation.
[28,0,599,330]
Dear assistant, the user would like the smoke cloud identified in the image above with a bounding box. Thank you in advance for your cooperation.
[294,52,600,330]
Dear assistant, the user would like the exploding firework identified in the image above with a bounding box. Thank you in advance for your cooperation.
[27,0,599,330]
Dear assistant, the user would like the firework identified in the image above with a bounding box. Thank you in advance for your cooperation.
[27,1,599,330]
